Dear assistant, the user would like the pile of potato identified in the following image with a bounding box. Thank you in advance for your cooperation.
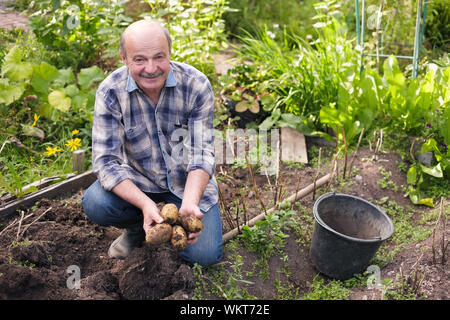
[145,203,203,252]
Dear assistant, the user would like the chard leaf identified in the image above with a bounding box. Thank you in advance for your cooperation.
[407,166,417,185]
[420,163,443,178]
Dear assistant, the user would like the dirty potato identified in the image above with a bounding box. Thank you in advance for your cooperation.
[160,203,179,224]
[171,225,187,252]
[145,223,172,245]
[180,215,204,233]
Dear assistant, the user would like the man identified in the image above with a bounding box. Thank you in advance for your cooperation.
[81,19,222,267]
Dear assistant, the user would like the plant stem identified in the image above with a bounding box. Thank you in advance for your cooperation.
[348,128,365,177]
[291,175,301,211]
[342,125,348,179]
[15,211,25,242]
[312,147,322,201]
[217,182,235,230]
[245,154,267,215]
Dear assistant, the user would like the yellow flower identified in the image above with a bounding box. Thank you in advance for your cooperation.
[32,113,40,127]
[66,138,82,151]
[45,146,63,156]
[72,129,80,135]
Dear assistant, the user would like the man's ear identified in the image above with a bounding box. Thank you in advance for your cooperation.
[120,52,127,65]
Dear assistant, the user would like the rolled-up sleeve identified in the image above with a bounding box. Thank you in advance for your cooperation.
[186,79,216,178]
[92,88,129,191]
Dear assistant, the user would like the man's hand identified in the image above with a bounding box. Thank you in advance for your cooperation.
[111,179,163,233]
[180,169,210,245]
[142,201,164,233]
[179,202,204,245]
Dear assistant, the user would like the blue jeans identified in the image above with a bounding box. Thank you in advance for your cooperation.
[81,180,223,267]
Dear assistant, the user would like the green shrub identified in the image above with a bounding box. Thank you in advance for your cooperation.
[424,0,450,50]
[141,0,232,83]
[27,0,132,71]
[0,45,104,194]
[223,0,317,41]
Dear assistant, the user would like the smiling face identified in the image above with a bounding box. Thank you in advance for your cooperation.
[120,21,171,103]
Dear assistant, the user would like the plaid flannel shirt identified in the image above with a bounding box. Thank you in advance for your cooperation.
[92,61,218,212]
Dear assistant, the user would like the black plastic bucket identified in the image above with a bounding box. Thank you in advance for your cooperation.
[310,193,394,280]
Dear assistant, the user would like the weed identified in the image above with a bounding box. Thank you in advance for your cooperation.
[238,209,293,257]
[372,200,434,266]
[343,273,370,289]
[383,255,427,300]
[274,279,301,300]
[377,167,399,192]
[11,238,30,247]
[431,198,449,265]
[8,256,35,270]
[291,204,314,248]
[193,240,256,300]
[301,276,352,300]
[396,160,408,173]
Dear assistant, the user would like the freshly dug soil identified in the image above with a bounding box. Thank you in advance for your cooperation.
[118,245,194,300]
[0,196,194,300]
[0,147,448,300]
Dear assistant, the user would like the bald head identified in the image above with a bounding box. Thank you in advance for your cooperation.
[120,19,172,58]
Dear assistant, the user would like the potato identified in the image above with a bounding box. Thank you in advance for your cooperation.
[160,203,179,225]
[171,225,187,252]
[180,214,203,233]
[145,223,172,245]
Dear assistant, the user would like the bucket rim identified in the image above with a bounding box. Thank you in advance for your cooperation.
[313,192,394,243]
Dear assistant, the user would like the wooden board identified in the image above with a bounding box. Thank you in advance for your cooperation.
[281,127,308,163]
[0,170,96,220]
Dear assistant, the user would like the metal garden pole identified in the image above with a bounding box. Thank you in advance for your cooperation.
[355,0,429,78]
[412,0,423,78]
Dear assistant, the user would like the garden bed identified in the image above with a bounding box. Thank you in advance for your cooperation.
[0,144,448,300]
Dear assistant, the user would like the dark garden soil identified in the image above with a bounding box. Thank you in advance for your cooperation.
[0,144,448,300]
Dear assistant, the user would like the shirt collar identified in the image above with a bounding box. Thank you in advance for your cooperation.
[126,65,177,92]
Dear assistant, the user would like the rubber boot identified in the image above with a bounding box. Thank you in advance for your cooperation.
[108,224,145,259]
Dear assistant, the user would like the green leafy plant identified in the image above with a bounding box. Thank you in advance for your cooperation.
[142,0,232,82]
[0,45,103,125]
[406,138,450,206]
[424,0,450,51]
[223,3,360,138]
[223,0,316,41]
[27,0,132,71]
[0,45,103,194]
[238,207,296,258]
[319,68,382,144]
[301,276,351,300]
[0,162,38,198]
